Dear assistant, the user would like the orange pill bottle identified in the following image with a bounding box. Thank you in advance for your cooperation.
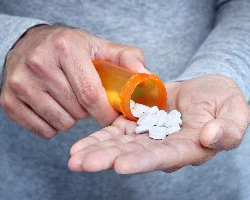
[92,60,167,121]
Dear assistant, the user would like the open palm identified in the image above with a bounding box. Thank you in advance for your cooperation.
[68,75,250,174]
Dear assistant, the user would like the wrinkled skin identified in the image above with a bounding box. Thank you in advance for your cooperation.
[0,25,147,139]
[1,25,250,175]
[69,75,250,174]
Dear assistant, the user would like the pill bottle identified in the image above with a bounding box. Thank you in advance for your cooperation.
[93,60,167,121]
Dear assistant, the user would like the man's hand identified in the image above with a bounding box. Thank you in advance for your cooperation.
[68,75,250,174]
[0,25,146,139]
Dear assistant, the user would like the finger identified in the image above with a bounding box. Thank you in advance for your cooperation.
[69,135,136,172]
[200,94,250,150]
[19,89,76,132]
[200,118,247,150]
[98,39,148,73]
[113,132,217,174]
[0,92,57,139]
[69,133,158,172]
[7,67,77,132]
[25,45,88,119]
[70,116,137,155]
[60,50,120,127]
[69,116,142,172]
[46,72,89,119]
[69,125,127,156]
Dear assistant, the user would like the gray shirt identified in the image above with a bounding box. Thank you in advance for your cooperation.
[1,0,250,199]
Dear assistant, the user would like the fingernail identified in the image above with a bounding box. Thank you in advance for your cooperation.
[209,127,223,146]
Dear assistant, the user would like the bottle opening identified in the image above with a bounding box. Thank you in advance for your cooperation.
[120,73,167,121]
[92,60,167,122]
[131,79,157,108]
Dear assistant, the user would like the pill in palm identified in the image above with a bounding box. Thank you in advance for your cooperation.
[131,108,144,118]
[133,103,150,113]
[149,127,168,140]
[147,106,159,114]
[135,124,152,134]
[165,117,182,127]
[155,110,168,127]
[137,113,153,126]
[149,113,159,126]
[168,110,181,119]
[130,101,182,139]
[165,124,181,135]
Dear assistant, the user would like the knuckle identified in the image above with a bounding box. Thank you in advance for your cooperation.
[60,118,76,132]
[133,46,144,56]
[0,95,15,117]
[43,107,76,132]
[0,95,25,124]
[26,49,41,66]
[127,46,144,59]
[8,74,28,95]
[30,126,58,139]
[52,30,73,55]
[25,50,47,75]
[117,46,145,67]
[122,46,144,57]
[78,83,99,108]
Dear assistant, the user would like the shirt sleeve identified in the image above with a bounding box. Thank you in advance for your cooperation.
[176,0,250,102]
[0,14,46,86]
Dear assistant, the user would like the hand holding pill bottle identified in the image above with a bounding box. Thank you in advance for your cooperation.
[92,59,167,121]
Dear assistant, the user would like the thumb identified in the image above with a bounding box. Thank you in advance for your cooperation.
[200,94,250,150]
[200,118,244,150]
[98,39,149,73]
